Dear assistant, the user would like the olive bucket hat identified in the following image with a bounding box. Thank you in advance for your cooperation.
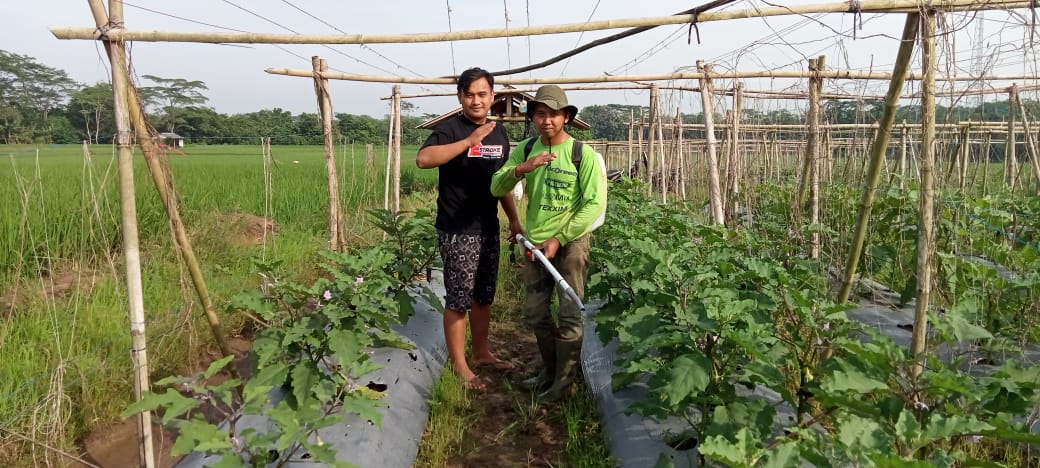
[526,85,578,123]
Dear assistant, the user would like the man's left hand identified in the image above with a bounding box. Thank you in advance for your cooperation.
[539,237,562,259]
[508,220,524,243]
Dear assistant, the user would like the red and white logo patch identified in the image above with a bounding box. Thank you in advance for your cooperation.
[468,144,504,158]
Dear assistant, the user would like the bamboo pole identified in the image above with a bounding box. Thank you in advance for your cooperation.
[982,133,992,196]
[88,0,154,466]
[795,57,823,231]
[383,83,1040,101]
[384,106,394,211]
[726,83,743,225]
[118,37,241,387]
[677,108,687,200]
[657,107,667,203]
[392,84,403,212]
[698,61,725,225]
[809,56,825,260]
[53,0,1036,45]
[1005,87,1019,190]
[647,84,659,197]
[958,124,971,192]
[264,68,1039,86]
[637,109,646,183]
[836,14,919,304]
[1014,87,1040,195]
[911,11,937,379]
[627,111,634,176]
[313,57,342,251]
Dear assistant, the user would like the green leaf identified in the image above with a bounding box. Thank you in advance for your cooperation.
[932,300,992,343]
[169,418,233,456]
[203,355,235,379]
[894,409,921,447]
[699,429,758,466]
[822,360,888,393]
[122,388,199,424]
[838,414,893,452]
[290,361,320,407]
[341,392,386,429]
[328,328,363,370]
[760,442,800,468]
[663,354,711,406]
[920,414,992,446]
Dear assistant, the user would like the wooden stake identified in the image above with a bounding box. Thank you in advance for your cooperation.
[1014,85,1040,194]
[809,56,825,260]
[657,104,667,203]
[836,14,919,304]
[958,124,971,192]
[911,11,938,378]
[647,85,659,197]
[726,83,744,226]
[313,57,342,251]
[384,106,394,211]
[392,85,403,212]
[637,109,646,183]
[677,108,687,200]
[88,1,154,466]
[627,111,634,177]
[1005,87,1019,190]
[698,61,725,225]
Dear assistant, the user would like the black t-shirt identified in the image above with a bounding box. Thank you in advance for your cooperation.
[421,114,510,235]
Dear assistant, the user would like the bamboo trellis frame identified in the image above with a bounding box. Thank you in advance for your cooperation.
[51,0,1035,45]
[265,68,1036,85]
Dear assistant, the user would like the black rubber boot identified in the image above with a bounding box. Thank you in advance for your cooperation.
[521,330,556,392]
[538,337,582,402]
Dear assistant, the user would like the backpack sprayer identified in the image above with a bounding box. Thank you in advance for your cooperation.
[515,234,585,311]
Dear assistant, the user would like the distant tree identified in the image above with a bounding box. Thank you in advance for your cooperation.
[400,101,417,115]
[580,104,643,141]
[0,49,80,142]
[335,113,383,144]
[67,82,114,144]
[140,75,209,133]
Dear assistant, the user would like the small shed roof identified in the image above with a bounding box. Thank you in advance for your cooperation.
[417,89,591,130]
[158,132,183,139]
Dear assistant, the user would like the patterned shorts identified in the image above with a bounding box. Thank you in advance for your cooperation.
[437,230,500,312]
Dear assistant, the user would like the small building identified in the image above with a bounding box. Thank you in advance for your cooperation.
[417,89,592,131]
[158,132,185,148]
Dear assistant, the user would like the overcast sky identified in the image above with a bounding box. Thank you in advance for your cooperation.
[9,1,1038,118]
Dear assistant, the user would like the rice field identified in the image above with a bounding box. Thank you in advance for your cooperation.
[0,142,434,464]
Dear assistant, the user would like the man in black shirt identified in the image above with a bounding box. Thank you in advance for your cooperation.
[417,67,522,391]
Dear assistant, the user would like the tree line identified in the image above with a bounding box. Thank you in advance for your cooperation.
[2,49,1035,146]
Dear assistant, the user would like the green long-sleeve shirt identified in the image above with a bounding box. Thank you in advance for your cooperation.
[490,137,607,245]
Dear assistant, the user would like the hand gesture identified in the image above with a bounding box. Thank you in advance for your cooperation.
[516,151,557,177]
[466,121,496,146]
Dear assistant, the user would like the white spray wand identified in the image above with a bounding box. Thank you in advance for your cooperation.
[516,234,585,311]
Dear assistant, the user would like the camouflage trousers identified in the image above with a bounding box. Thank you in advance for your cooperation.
[522,235,590,342]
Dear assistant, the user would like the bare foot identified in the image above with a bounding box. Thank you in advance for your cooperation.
[473,354,516,371]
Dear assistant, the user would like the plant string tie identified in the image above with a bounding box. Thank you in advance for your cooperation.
[687,15,702,45]
[846,0,863,40]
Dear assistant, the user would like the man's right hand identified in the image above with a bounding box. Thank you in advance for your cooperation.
[465,121,496,147]
[516,151,557,177]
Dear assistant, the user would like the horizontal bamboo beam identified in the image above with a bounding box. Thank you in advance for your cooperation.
[266,68,1037,85]
[51,0,1033,45]
[379,84,701,100]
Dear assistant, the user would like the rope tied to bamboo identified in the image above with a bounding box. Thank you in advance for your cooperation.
[94,21,125,40]
[846,0,864,39]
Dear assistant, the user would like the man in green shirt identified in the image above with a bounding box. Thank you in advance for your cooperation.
[490,85,607,400]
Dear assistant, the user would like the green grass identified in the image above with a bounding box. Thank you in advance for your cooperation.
[0,143,434,464]
[415,247,612,467]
